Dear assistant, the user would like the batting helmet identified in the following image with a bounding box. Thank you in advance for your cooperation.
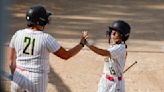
[107,20,131,41]
[26,5,52,26]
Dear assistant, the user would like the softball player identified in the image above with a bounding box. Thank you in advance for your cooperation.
[9,5,87,92]
[84,20,131,92]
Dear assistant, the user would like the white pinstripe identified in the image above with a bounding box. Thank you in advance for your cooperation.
[10,28,60,92]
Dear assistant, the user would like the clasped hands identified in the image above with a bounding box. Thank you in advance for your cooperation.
[80,31,90,47]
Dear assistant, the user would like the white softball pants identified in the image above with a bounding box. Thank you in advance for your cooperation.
[97,75,125,92]
[11,68,48,92]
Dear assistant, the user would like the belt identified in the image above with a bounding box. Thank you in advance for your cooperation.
[105,74,122,81]
[16,67,32,72]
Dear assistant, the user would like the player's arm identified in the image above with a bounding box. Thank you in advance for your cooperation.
[9,47,16,75]
[86,43,111,57]
[53,43,84,60]
[53,32,87,60]
[83,31,111,57]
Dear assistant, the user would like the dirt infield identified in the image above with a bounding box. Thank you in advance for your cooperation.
[3,0,164,92]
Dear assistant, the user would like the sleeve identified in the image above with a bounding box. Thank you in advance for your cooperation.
[9,32,18,48]
[46,34,61,53]
[108,45,125,59]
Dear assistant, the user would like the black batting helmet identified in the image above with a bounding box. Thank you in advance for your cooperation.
[26,5,52,26]
[107,20,131,41]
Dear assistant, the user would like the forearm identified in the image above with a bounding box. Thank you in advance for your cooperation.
[53,35,86,60]
[9,60,16,75]
[67,43,83,59]
[9,48,16,75]
[9,56,16,75]
[86,44,110,56]
[53,43,84,60]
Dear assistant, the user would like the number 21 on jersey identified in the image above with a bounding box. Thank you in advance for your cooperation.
[23,37,35,55]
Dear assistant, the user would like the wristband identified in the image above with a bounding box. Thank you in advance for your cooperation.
[80,42,85,47]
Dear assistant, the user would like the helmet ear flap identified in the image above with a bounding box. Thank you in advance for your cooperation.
[45,12,52,24]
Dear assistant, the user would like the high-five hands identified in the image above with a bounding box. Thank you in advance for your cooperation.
[80,31,88,47]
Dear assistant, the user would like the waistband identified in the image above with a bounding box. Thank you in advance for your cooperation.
[16,67,32,72]
[16,67,48,73]
[105,74,122,81]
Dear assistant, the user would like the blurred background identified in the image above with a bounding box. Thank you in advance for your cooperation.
[1,0,164,92]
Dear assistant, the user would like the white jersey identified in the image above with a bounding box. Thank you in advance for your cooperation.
[9,28,61,73]
[103,44,126,77]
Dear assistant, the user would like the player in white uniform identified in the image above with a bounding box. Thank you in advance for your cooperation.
[9,5,87,92]
[84,20,131,92]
